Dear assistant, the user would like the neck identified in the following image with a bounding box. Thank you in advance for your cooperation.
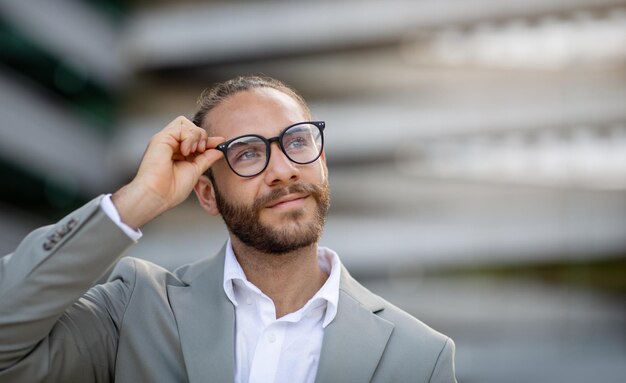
[230,236,328,318]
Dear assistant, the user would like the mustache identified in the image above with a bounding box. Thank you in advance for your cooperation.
[252,183,326,212]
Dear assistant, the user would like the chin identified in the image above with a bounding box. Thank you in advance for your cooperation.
[262,207,308,226]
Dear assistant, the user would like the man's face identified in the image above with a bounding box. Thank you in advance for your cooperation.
[202,88,330,254]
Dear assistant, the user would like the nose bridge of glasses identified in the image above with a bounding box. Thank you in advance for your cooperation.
[267,135,281,147]
[266,135,291,164]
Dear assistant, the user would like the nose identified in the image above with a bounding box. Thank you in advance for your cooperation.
[263,141,299,186]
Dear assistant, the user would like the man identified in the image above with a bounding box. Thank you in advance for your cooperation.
[0,76,456,382]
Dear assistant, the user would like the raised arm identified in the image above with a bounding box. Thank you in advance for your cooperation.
[0,117,223,381]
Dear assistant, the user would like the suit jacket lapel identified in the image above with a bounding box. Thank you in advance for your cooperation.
[167,246,235,383]
[315,266,394,383]
[167,249,393,383]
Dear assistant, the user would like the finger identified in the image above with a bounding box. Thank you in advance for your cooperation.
[191,136,224,157]
[193,149,224,175]
[206,136,224,149]
[165,116,198,135]
[197,130,209,152]
[180,128,203,156]
[161,116,202,155]
[187,132,219,156]
[175,136,223,162]
[198,137,207,153]
[189,128,212,154]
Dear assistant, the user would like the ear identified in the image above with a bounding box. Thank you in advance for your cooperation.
[194,175,220,216]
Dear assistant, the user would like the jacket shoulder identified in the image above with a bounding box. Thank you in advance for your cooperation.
[373,293,456,382]
[340,267,450,347]
[378,296,450,348]
[340,269,454,380]
[106,256,186,289]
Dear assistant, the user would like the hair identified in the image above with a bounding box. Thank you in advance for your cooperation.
[192,75,311,132]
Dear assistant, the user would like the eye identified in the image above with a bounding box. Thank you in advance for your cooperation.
[227,138,266,164]
[286,136,307,149]
[283,129,312,150]
[236,149,262,162]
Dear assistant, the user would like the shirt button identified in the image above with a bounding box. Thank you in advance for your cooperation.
[245,297,253,305]
[267,333,276,343]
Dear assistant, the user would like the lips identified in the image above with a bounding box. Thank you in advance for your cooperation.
[265,194,308,208]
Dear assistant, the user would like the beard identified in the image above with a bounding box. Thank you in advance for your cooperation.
[212,180,330,254]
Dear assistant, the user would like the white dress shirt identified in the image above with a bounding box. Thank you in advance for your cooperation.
[223,241,340,383]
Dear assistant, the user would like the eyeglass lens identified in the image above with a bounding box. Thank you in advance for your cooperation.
[225,123,323,177]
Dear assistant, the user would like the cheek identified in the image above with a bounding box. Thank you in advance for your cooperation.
[219,177,262,206]
[304,161,327,183]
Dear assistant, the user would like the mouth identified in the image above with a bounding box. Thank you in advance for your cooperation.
[265,193,309,209]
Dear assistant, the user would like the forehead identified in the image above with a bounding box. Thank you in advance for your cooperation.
[204,88,308,139]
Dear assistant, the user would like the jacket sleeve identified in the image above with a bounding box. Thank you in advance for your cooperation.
[428,338,457,383]
[0,196,136,382]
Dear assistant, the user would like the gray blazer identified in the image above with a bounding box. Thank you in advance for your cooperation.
[0,196,456,382]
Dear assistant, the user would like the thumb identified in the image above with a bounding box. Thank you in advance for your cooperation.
[193,148,224,176]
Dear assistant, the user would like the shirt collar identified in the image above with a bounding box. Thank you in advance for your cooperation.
[222,240,248,307]
[222,239,341,328]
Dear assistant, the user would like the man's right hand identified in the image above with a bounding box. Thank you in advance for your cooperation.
[112,116,224,229]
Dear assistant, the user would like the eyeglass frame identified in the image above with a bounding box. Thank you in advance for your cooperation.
[215,121,326,177]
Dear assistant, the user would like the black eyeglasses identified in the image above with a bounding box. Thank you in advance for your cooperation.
[216,121,326,177]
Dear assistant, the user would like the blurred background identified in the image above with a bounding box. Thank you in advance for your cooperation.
[1,0,625,381]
